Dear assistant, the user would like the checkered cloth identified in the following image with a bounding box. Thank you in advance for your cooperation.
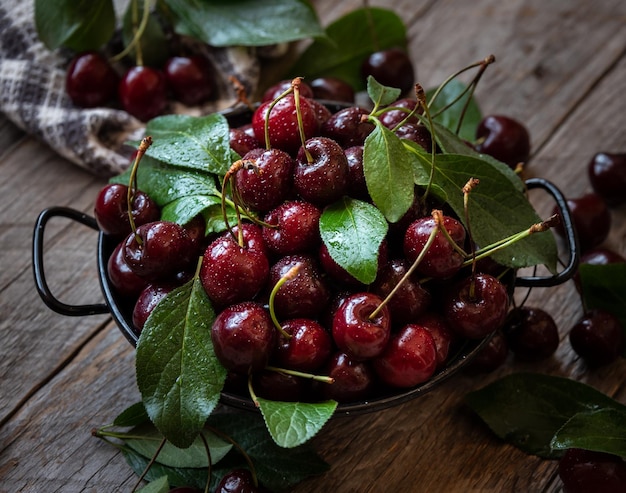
[0,1,262,177]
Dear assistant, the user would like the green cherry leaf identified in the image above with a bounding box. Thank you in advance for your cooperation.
[426,79,483,142]
[113,402,150,428]
[135,278,226,449]
[465,372,626,458]
[319,197,388,285]
[164,0,324,47]
[142,113,233,175]
[367,76,402,108]
[35,0,116,51]
[256,398,338,448]
[288,7,407,91]
[363,122,416,223]
[160,194,222,226]
[551,408,626,457]
[135,475,170,493]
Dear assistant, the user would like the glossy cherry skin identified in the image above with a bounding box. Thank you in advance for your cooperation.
[132,283,175,331]
[444,274,509,339]
[118,65,167,121]
[373,323,438,388]
[215,468,261,493]
[321,351,376,403]
[332,292,391,361]
[235,147,295,212]
[229,127,261,157]
[107,241,149,298]
[163,55,213,106]
[321,106,375,148]
[553,193,611,252]
[211,302,275,374]
[474,114,531,168]
[274,318,332,372]
[65,51,119,108]
[403,214,467,279]
[467,330,509,373]
[379,98,421,129]
[309,77,355,103]
[123,221,196,282]
[94,183,160,237]
[558,448,626,493]
[415,312,454,368]
[200,230,269,308]
[251,95,318,154]
[262,200,321,256]
[504,306,559,361]
[344,145,369,200]
[569,309,625,367]
[395,123,433,152]
[587,152,626,206]
[261,79,314,103]
[294,136,350,206]
[361,48,415,95]
[252,369,306,402]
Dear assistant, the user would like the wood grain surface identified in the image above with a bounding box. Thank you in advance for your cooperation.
[1,1,625,492]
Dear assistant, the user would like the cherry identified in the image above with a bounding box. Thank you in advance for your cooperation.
[371,258,431,326]
[294,136,350,206]
[123,221,196,282]
[163,55,213,106]
[268,254,330,320]
[474,114,531,168]
[215,468,261,493]
[261,79,313,103]
[107,241,149,298]
[361,48,415,95]
[403,214,467,279]
[211,302,276,374]
[379,98,421,129]
[262,200,321,256]
[94,183,160,237]
[118,65,168,121]
[321,351,376,402]
[344,145,369,200]
[252,369,306,402]
[332,292,391,361]
[558,448,626,493]
[200,228,269,307]
[65,51,119,108]
[235,147,295,212]
[308,98,333,127]
[132,283,176,331]
[587,152,626,206]
[553,193,611,252]
[373,323,438,388]
[274,318,332,372]
[229,127,261,157]
[503,306,559,361]
[444,273,509,339]
[394,123,433,152]
[467,330,509,373]
[309,76,355,103]
[251,94,318,154]
[321,106,375,148]
[415,312,454,367]
[569,309,625,367]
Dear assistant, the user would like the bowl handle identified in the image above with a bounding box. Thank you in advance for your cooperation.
[514,177,580,288]
[32,206,110,316]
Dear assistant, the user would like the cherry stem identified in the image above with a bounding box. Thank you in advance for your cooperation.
[292,77,314,164]
[416,84,438,205]
[127,136,152,244]
[111,0,151,65]
[228,75,254,110]
[268,264,301,339]
[463,177,480,279]
[432,206,468,258]
[263,83,294,151]
[131,436,167,492]
[266,365,335,384]
[221,159,254,246]
[369,216,439,320]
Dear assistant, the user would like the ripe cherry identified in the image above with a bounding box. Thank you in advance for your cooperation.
[379,98,421,129]
[211,302,275,374]
[416,312,454,368]
[309,76,355,103]
[107,241,149,298]
[553,193,611,252]
[321,351,376,402]
[253,369,306,402]
[262,200,321,256]
[569,309,625,367]
[262,79,313,103]
[274,318,332,372]
[558,448,626,493]
[474,114,531,168]
[214,468,261,493]
[504,306,559,361]
[344,145,369,200]
[361,48,415,94]
[94,183,160,237]
[395,123,432,152]
[229,127,261,157]
[587,152,626,206]
[321,106,375,148]
[118,65,168,121]
[467,330,509,373]
[163,55,213,106]
[65,51,119,108]
[132,283,176,331]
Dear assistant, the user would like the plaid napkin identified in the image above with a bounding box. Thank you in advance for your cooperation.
[0,1,262,177]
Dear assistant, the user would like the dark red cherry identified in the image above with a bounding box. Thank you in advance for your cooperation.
[252,369,306,402]
[215,468,261,493]
[262,200,321,256]
[65,51,119,108]
[274,318,332,372]
[474,114,531,168]
[107,241,149,298]
[94,183,160,237]
[308,98,333,127]
[309,77,355,103]
[163,55,213,106]
[235,147,295,212]
[558,448,626,493]
[553,193,611,252]
[229,127,261,157]
[321,106,375,148]
[444,274,509,339]
[403,214,467,279]
[321,351,376,403]
[415,312,454,368]
[373,323,438,388]
[332,292,391,361]
[132,283,176,331]
[261,79,314,103]
[118,65,167,121]
[344,145,369,200]
[467,330,509,373]
[587,152,626,206]
[361,48,415,95]
[569,309,625,367]
[504,306,559,361]
[394,123,432,152]
[211,302,275,374]
[379,98,421,129]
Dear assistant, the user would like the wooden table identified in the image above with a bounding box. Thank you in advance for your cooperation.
[1,0,625,491]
